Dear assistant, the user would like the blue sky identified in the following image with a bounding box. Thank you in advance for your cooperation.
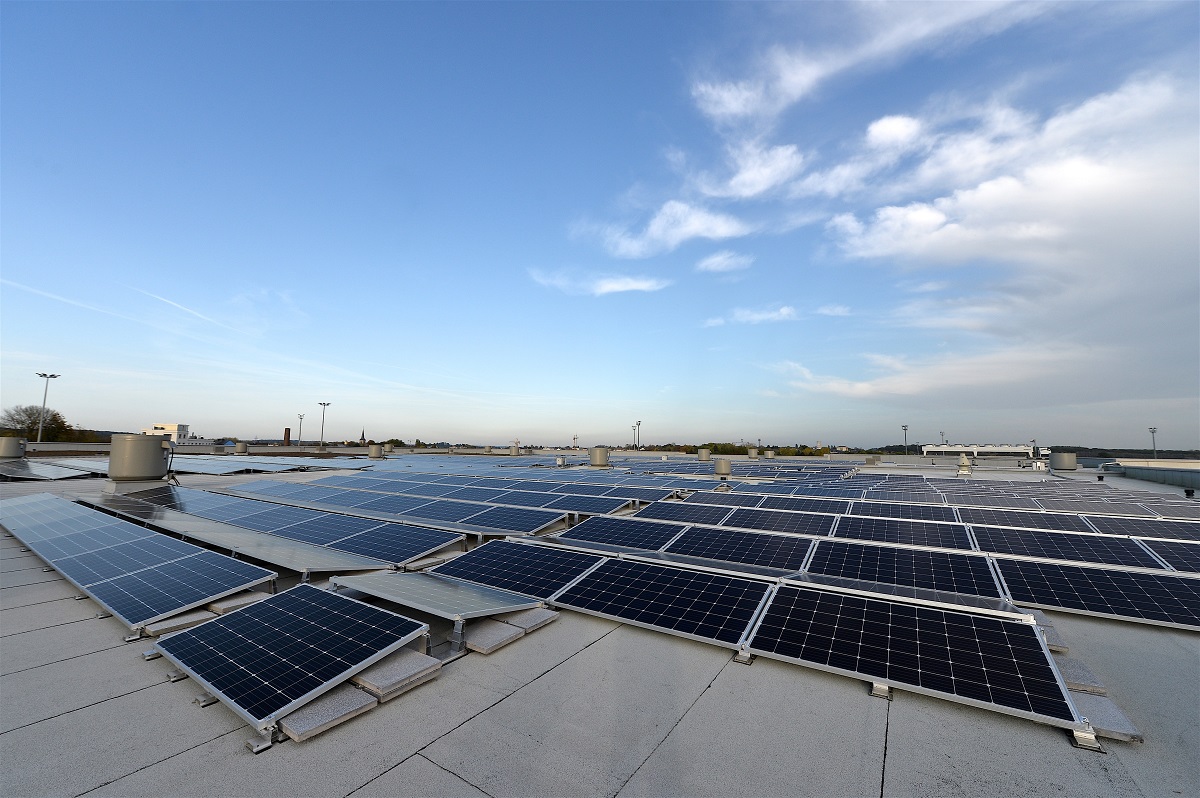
[2,2,1197,449]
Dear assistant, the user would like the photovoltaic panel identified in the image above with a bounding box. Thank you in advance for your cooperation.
[228,505,322,532]
[271,515,383,545]
[996,559,1200,629]
[442,487,509,503]
[971,526,1164,569]
[549,483,614,496]
[834,516,972,550]
[849,502,958,522]
[602,486,675,502]
[1038,499,1157,517]
[683,491,765,508]
[664,526,813,571]
[636,502,734,526]
[49,535,201,586]
[404,500,490,522]
[543,495,629,515]
[553,559,770,646]
[353,494,438,514]
[332,523,461,563]
[155,584,426,730]
[430,540,604,599]
[459,506,565,533]
[807,541,1001,598]
[558,515,684,551]
[1142,540,1200,573]
[747,586,1076,723]
[722,508,836,536]
[489,491,561,508]
[1084,516,1200,541]
[757,496,851,515]
[957,507,1092,533]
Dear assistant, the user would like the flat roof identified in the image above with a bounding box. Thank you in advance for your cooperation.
[2,459,1197,797]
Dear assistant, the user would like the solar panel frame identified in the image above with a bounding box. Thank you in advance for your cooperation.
[635,502,735,526]
[664,526,815,572]
[1141,540,1200,573]
[806,540,1003,598]
[1084,515,1200,541]
[154,584,427,730]
[848,502,958,522]
[430,540,605,599]
[722,508,837,537]
[834,516,973,550]
[458,506,566,534]
[558,515,686,551]
[969,526,1165,569]
[956,507,1093,533]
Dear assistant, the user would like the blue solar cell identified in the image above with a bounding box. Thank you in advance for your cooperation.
[559,516,684,551]
[665,526,812,571]
[722,508,836,536]
[431,540,603,598]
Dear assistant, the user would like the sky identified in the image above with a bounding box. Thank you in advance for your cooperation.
[2,2,1197,450]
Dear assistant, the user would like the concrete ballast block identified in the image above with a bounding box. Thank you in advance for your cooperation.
[465,618,524,654]
[351,649,441,701]
[278,684,378,742]
[143,610,218,637]
[205,591,268,614]
[1052,654,1107,695]
[497,606,559,633]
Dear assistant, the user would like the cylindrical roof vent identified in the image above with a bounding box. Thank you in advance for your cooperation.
[234,442,249,455]
[714,458,732,478]
[747,448,759,460]
[0,437,26,460]
[109,434,169,482]
[484,445,493,453]
[764,450,776,459]
[509,445,519,456]
[383,443,394,453]
[1049,452,1077,471]
[589,446,610,467]
[369,444,384,459]
[697,448,712,461]
[555,454,567,467]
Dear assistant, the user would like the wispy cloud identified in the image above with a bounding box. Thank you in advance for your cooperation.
[705,305,798,327]
[603,200,754,258]
[816,304,850,316]
[530,270,671,296]
[696,250,755,273]
[131,288,242,332]
[697,140,805,199]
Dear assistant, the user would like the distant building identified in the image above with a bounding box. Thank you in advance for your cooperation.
[141,423,189,443]
[921,443,1049,457]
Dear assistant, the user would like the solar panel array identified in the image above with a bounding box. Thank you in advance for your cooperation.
[0,493,275,628]
[155,584,426,729]
[129,486,462,566]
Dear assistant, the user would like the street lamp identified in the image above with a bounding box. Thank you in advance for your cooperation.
[318,402,331,451]
[940,431,945,445]
[297,414,304,448]
[637,420,642,450]
[35,372,60,443]
[901,425,908,456]
[1149,427,1158,459]
[632,425,636,449]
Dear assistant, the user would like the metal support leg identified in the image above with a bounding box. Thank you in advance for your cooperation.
[450,619,465,655]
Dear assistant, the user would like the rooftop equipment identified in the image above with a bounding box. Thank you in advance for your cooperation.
[0,437,26,459]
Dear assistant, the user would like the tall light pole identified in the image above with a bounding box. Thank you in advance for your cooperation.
[901,425,908,456]
[940,431,945,445]
[1149,427,1158,459]
[297,414,304,447]
[35,373,60,443]
[318,402,331,451]
[631,425,637,449]
[637,420,642,449]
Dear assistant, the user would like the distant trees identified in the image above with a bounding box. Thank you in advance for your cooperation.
[0,404,71,441]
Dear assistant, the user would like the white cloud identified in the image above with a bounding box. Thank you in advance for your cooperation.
[529,270,671,297]
[699,140,805,199]
[816,304,851,316]
[704,305,798,327]
[696,250,755,273]
[866,115,923,149]
[604,200,754,258]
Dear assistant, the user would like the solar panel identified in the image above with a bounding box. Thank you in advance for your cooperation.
[722,508,836,536]
[834,516,972,550]
[957,507,1092,533]
[404,500,489,522]
[1142,540,1200,573]
[558,516,684,551]
[442,487,509,502]
[354,494,438,514]
[430,540,603,598]
[543,495,630,515]
[268,514,383,545]
[0,460,93,480]
[757,496,850,515]
[682,491,765,508]
[806,541,1001,598]
[996,559,1200,629]
[635,502,734,526]
[848,502,957,522]
[331,572,541,620]
[48,535,201,585]
[460,506,565,533]
[970,526,1164,569]
[664,526,813,571]
[747,586,1077,723]
[228,505,321,532]
[601,486,675,502]
[490,491,561,508]
[1084,516,1200,541]
[553,559,770,646]
[1039,499,1157,517]
[155,584,426,730]
[331,523,462,564]
[549,483,614,496]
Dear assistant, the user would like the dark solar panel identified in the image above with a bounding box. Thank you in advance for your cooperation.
[834,516,972,550]
[48,536,200,586]
[460,506,565,533]
[996,559,1200,628]
[757,496,850,515]
[489,491,560,508]
[1143,541,1200,573]
[636,502,734,526]
[1085,516,1200,541]
[722,508,837,536]
[544,495,629,515]
[442,487,509,502]
[1038,499,1157,517]
[664,526,813,571]
[155,584,425,728]
[807,541,1001,597]
[553,559,770,645]
[849,502,957,522]
[271,515,383,545]
[601,486,675,502]
[332,523,461,563]
[549,483,614,496]
[748,586,1075,721]
[405,500,489,522]
[682,491,765,508]
[971,527,1164,569]
[354,494,438,514]
[958,507,1092,533]
[228,505,322,532]
[559,516,684,551]
[430,540,603,599]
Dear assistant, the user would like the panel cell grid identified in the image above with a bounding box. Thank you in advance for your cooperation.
[1143,540,1200,573]
[460,506,565,533]
[758,496,850,515]
[553,559,770,645]
[997,559,1200,628]
[722,508,837,536]
[957,507,1092,533]
[848,502,958,522]
[559,516,683,551]
[665,526,813,571]
[834,516,972,550]
[430,540,604,599]
[635,502,734,526]
[333,523,461,563]
[748,586,1075,721]
[971,526,1164,569]
[807,541,1001,597]
[1085,516,1200,541]
[682,491,765,508]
